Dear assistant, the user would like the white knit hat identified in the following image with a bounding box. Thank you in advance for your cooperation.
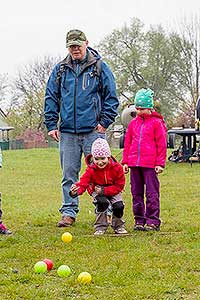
[91,138,111,157]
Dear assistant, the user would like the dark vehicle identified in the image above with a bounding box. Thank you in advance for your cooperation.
[168,97,200,163]
[168,128,200,162]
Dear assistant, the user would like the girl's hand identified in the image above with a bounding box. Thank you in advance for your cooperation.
[123,164,129,174]
[155,166,164,174]
[70,184,79,195]
[94,185,103,195]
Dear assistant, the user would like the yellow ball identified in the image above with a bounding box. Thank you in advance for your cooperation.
[77,272,92,284]
[61,232,73,243]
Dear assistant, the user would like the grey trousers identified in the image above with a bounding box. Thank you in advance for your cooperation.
[93,193,125,231]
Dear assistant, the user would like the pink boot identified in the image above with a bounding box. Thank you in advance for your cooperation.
[0,223,12,235]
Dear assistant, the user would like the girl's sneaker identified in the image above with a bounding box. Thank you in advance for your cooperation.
[94,230,105,236]
[115,227,128,235]
[134,224,145,231]
[0,223,12,235]
[145,224,160,231]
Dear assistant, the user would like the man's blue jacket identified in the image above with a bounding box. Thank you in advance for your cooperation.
[44,47,119,133]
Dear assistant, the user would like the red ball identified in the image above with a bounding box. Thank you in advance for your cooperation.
[43,259,54,271]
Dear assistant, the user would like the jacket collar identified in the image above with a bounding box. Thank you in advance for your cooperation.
[85,154,117,169]
[137,111,164,121]
[63,48,99,71]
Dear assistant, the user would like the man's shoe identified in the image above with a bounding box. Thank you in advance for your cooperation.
[57,216,75,227]
[0,223,12,235]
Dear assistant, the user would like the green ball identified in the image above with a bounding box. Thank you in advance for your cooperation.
[34,261,47,274]
[57,265,71,277]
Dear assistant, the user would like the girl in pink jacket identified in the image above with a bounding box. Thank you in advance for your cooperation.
[122,88,167,231]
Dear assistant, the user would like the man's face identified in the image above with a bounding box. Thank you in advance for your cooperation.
[93,157,109,169]
[68,41,88,61]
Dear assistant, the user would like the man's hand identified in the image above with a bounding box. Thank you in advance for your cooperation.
[96,124,106,133]
[155,166,164,174]
[48,130,60,142]
[123,164,129,174]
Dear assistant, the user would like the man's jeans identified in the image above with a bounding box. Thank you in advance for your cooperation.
[59,131,105,219]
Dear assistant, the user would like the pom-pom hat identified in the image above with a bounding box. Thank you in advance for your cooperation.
[91,138,111,158]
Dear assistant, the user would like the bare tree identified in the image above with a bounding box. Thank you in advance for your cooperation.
[0,73,10,112]
[179,16,200,101]
[167,15,200,127]
[8,55,60,135]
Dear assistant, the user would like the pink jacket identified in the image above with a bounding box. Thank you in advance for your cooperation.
[122,112,167,168]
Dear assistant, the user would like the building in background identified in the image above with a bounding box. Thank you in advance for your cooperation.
[0,108,14,150]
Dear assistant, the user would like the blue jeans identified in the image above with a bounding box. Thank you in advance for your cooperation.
[59,131,105,219]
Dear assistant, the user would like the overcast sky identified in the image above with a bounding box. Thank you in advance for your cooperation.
[1,0,200,77]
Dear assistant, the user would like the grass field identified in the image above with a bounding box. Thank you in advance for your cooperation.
[1,148,200,300]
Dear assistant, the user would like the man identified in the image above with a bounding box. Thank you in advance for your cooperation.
[44,29,119,227]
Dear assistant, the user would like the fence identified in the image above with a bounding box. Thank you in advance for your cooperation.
[1,131,122,150]
[10,139,48,150]
[0,141,9,150]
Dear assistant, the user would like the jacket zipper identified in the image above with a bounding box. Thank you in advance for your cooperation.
[136,118,144,166]
[104,171,107,184]
[74,76,78,133]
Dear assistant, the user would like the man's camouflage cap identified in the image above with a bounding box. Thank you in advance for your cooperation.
[66,29,87,47]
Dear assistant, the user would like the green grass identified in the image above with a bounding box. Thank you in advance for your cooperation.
[1,148,200,299]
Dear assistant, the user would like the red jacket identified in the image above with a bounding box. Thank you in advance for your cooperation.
[75,154,125,197]
[122,112,167,168]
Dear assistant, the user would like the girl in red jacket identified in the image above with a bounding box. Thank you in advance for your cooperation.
[70,138,127,235]
[122,88,167,231]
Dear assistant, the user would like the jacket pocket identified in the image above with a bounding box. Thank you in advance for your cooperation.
[82,73,90,90]
[82,72,97,90]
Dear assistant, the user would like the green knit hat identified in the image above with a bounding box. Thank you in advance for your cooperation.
[134,88,154,109]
